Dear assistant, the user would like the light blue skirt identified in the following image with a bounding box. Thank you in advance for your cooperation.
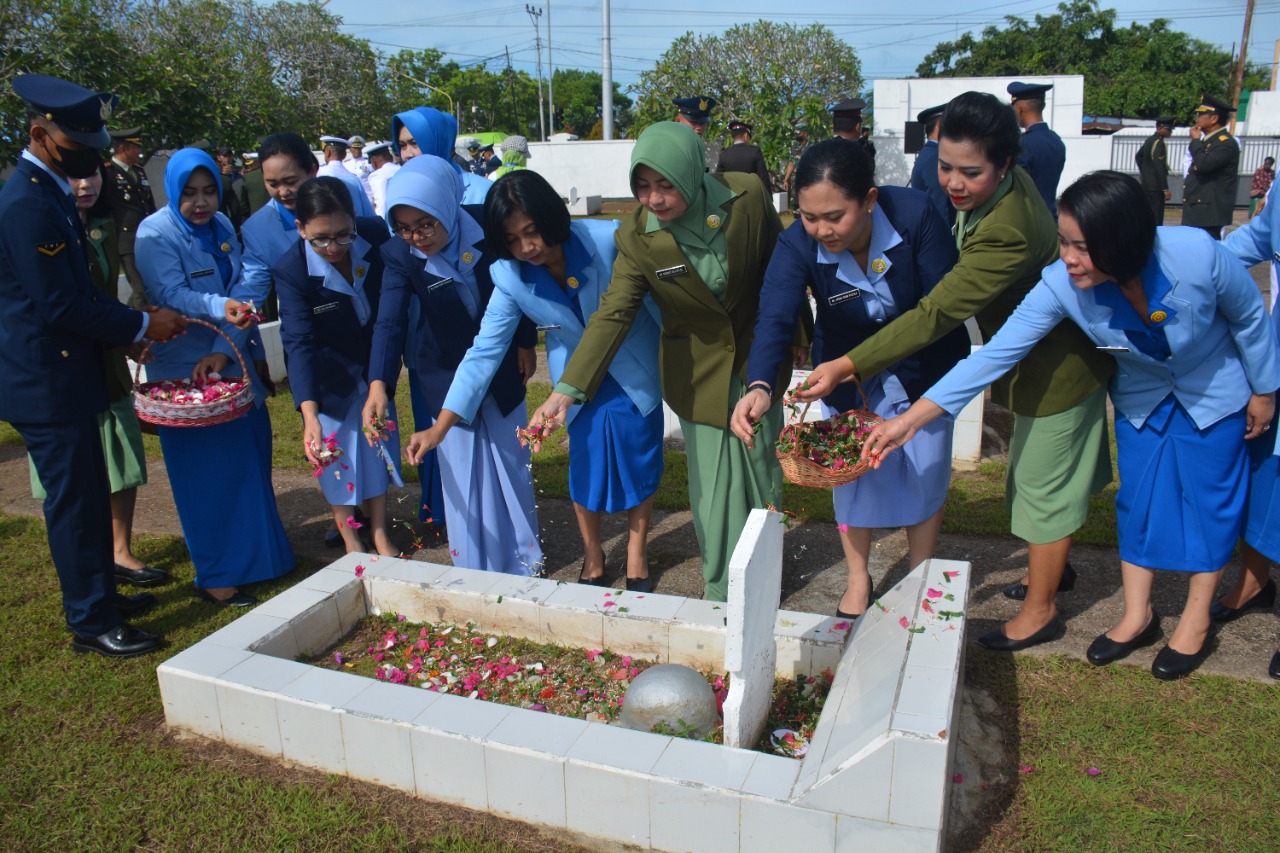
[1115,395,1247,572]
[314,393,400,506]
[437,395,542,575]
[823,378,953,528]
[567,375,663,513]
[159,404,295,588]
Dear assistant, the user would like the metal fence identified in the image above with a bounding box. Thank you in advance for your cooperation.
[1111,134,1280,206]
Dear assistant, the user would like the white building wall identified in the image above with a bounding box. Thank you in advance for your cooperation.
[526,139,638,200]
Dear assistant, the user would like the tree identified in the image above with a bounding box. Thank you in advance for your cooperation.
[917,0,1270,120]
[631,21,862,181]
[550,69,633,138]
[384,48,543,138]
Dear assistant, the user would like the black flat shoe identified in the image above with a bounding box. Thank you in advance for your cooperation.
[977,616,1065,652]
[114,563,169,587]
[835,608,863,620]
[1001,562,1077,601]
[1209,577,1276,623]
[1269,651,1280,680]
[1151,627,1218,680]
[194,587,258,608]
[324,527,343,548]
[577,573,609,587]
[72,623,164,658]
[1087,611,1162,665]
[110,591,158,617]
[626,576,654,593]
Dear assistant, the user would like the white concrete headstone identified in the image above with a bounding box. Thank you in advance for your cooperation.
[722,508,783,749]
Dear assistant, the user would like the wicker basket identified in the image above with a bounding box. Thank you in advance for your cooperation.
[776,378,883,488]
[132,318,254,428]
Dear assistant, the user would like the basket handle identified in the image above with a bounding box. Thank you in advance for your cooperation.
[133,316,250,389]
[789,373,873,421]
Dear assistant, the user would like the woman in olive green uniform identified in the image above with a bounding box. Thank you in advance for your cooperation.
[531,122,798,601]
[29,165,155,583]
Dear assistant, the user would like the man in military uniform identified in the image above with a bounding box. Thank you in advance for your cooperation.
[1007,81,1066,217]
[909,102,951,225]
[102,127,155,309]
[1183,94,1241,239]
[716,120,771,191]
[830,98,875,168]
[1135,116,1174,225]
[781,124,810,212]
[0,74,192,658]
[673,96,720,172]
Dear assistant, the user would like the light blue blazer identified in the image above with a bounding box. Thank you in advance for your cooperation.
[927,226,1280,431]
[443,218,662,425]
[134,206,261,383]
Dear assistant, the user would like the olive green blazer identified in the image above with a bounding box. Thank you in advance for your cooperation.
[847,167,1112,417]
[559,172,789,428]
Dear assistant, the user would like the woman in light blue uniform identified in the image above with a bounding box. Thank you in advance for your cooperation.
[405,170,665,590]
[392,106,492,205]
[865,171,1280,679]
[732,139,968,618]
[135,149,295,606]
[1221,185,1280,679]
[365,155,541,575]
[273,177,401,556]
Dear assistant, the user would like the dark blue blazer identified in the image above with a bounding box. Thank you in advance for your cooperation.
[747,185,969,412]
[369,205,534,417]
[1019,122,1066,217]
[908,140,954,227]
[0,157,143,423]
[275,217,390,414]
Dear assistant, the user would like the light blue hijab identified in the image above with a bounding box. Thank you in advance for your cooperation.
[392,107,459,170]
[164,148,235,284]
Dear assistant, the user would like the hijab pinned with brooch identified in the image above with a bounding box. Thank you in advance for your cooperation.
[164,147,235,285]
[630,121,736,300]
[383,154,484,318]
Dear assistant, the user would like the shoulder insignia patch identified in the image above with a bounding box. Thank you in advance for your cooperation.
[36,241,67,257]
[1218,133,1230,142]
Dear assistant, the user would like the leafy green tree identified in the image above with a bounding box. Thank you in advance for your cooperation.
[550,69,633,137]
[632,21,862,181]
[917,0,1270,120]
[384,48,543,138]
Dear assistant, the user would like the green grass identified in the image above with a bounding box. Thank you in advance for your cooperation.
[0,514,579,852]
[2,514,1273,851]
[964,651,1280,852]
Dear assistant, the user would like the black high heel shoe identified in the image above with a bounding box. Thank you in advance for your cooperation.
[1001,562,1077,601]
[835,588,871,620]
[1208,577,1276,623]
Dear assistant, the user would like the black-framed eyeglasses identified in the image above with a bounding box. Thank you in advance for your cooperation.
[394,219,440,241]
[307,233,356,250]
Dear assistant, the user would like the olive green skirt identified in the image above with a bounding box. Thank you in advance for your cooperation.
[30,396,148,499]
[1006,385,1111,544]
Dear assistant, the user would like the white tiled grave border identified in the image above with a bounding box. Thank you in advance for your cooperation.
[159,552,970,852]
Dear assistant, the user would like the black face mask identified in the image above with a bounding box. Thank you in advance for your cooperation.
[43,134,102,179]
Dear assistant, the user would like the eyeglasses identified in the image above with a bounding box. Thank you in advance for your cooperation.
[307,233,356,250]
[394,219,440,241]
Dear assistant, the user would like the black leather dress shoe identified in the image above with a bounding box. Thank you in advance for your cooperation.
[1087,611,1162,665]
[194,587,258,608]
[1208,578,1276,623]
[1151,627,1218,680]
[72,623,164,658]
[114,563,169,587]
[110,591,158,616]
[977,616,1065,652]
[626,576,654,593]
[1001,562,1077,601]
[1269,651,1280,680]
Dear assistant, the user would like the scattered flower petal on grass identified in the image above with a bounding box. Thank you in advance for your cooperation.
[1019,765,1034,774]
[1086,767,1101,776]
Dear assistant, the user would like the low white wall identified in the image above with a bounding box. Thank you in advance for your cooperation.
[527,139,638,200]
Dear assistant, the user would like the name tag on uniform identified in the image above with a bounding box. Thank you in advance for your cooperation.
[655,264,687,280]
[313,302,339,314]
[535,324,561,332]
[829,289,861,306]
[427,276,454,292]
[189,268,215,278]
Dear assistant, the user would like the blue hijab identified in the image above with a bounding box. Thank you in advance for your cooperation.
[164,148,235,286]
[392,107,465,176]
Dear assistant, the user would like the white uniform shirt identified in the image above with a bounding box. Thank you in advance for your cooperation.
[369,162,401,218]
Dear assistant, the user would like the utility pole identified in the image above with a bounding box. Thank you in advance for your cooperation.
[1230,0,1256,134]
[602,0,614,140]
[505,46,520,130]
[547,1,554,136]
[526,4,546,142]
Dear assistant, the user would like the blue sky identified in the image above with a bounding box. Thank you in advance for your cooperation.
[325,0,1278,91]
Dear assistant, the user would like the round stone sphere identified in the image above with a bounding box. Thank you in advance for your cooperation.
[617,664,720,738]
